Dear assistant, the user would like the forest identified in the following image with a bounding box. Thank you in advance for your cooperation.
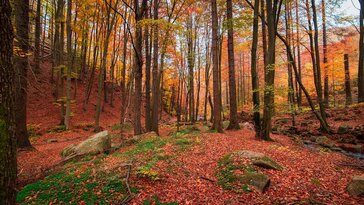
[1,0,364,204]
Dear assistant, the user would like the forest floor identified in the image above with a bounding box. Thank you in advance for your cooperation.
[16,61,364,204]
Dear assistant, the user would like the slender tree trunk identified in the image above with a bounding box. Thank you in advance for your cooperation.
[226,0,239,130]
[251,0,261,137]
[344,54,352,105]
[144,10,152,131]
[34,0,42,74]
[65,0,72,129]
[295,0,302,108]
[358,0,364,102]
[0,1,17,202]
[151,0,160,134]
[211,0,223,132]
[14,0,32,148]
[322,0,329,107]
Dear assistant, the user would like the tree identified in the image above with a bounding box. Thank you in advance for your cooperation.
[14,0,32,148]
[226,0,239,130]
[211,0,223,132]
[65,0,73,129]
[359,0,364,103]
[251,0,261,137]
[322,0,329,107]
[344,53,352,105]
[151,0,160,134]
[261,0,282,140]
[133,0,148,135]
[34,0,42,74]
[0,0,17,203]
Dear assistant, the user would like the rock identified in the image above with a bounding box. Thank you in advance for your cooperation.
[238,172,270,193]
[252,157,283,171]
[132,131,158,142]
[338,124,352,134]
[47,139,58,143]
[222,121,230,129]
[347,176,364,196]
[340,144,362,154]
[239,122,255,131]
[315,136,335,148]
[61,131,111,159]
[234,150,265,159]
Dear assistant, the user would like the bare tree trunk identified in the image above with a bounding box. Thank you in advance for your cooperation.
[34,0,42,74]
[344,54,352,106]
[226,0,239,130]
[65,0,72,129]
[0,1,17,202]
[14,0,32,148]
[151,0,160,134]
[144,9,152,131]
[322,0,329,107]
[251,0,261,137]
[358,0,364,102]
[211,0,223,132]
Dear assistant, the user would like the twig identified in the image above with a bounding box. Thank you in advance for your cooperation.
[200,176,216,183]
[121,163,134,204]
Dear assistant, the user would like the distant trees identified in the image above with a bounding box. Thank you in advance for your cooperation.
[0,0,17,203]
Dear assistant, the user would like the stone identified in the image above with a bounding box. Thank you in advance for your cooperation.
[252,157,283,171]
[338,124,352,134]
[238,172,270,193]
[234,150,265,159]
[222,121,230,129]
[315,136,335,148]
[47,139,58,143]
[347,176,364,196]
[61,131,111,159]
[239,122,255,131]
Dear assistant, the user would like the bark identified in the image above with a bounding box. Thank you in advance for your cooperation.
[322,0,329,107]
[151,0,160,134]
[251,0,261,137]
[295,0,302,108]
[211,0,223,132]
[187,16,195,123]
[34,0,42,74]
[226,0,239,130]
[14,0,32,148]
[65,0,72,129]
[0,1,17,203]
[144,9,152,131]
[359,0,364,102]
[344,54,352,105]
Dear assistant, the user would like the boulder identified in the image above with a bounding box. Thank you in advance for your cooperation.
[234,150,265,159]
[347,176,364,196]
[239,122,255,131]
[222,121,230,129]
[315,136,335,148]
[61,131,110,158]
[252,157,283,171]
[238,172,270,193]
[338,124,352,134]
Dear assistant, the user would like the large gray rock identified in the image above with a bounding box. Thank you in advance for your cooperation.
[239,122,255,131]
[347,176,364,196]
[61,131,111,158]
[238,172,270,193]
[252,157,283,171]
[234,150,265,159]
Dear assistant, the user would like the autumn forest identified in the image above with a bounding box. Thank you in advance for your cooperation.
[1,0,364,204]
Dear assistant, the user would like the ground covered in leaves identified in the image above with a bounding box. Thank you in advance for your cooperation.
[18,122,364,204]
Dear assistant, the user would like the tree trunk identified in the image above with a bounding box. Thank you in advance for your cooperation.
[65,0,72,129]
[0,1,17,202]
[144,9,152,131]
[34,0,42,74]
[226,0,239,130]
[251,0,261,137]
[14,0,32,148]
[211,0,223,132]
[344,54,352,105]
[151,0,160,134]
[322,0,329,107]
[358,0,364,103]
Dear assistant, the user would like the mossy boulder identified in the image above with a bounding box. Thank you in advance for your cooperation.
[61,131,111,159]
[338,124,352,134]
[252,157,283,171]
[347,176,364,196]
[222,121,230,129]
[233,150,265,159]
[237,172,270,193]
[315,136,335,148]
